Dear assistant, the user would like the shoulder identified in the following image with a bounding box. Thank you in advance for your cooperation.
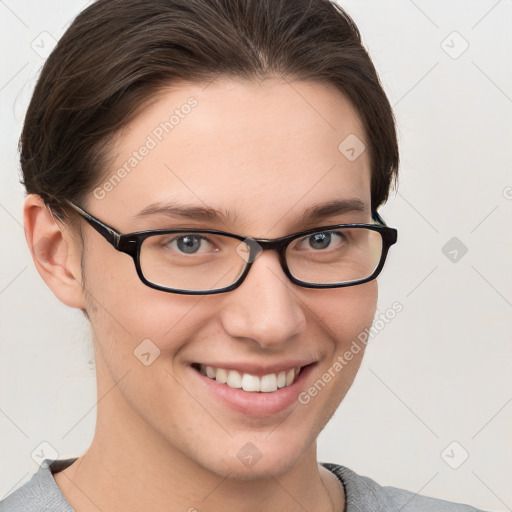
[0,459,76,512]
[321,462,488,512]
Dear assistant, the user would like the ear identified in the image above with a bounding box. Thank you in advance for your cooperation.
[24,194,87,309]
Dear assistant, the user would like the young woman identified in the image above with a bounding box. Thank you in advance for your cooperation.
[1,0,485,511]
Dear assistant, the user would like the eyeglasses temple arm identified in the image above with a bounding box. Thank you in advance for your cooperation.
[64,200,121,247]
[371,210,387,226]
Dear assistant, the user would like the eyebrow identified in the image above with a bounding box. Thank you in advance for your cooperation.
[132,198,368,225]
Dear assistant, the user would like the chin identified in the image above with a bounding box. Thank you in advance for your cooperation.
[191,430,316,481]
[208,451,302,481]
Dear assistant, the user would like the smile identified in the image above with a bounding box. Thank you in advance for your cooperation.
[196,364,302,392]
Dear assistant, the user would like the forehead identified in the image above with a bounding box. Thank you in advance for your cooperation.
[90,78,371,236]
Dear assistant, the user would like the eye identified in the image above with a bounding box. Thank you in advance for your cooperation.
[297,230,346,251]
[168,234,213,254]
[308,232,332,250]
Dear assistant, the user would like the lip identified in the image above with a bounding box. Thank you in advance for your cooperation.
[188,362,317,417]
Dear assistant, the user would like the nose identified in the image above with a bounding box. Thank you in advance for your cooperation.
[219,251,307,349]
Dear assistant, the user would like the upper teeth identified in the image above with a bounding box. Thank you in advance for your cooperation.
[199,364,301,392]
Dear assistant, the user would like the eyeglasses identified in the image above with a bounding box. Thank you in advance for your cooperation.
[64,200,397,295]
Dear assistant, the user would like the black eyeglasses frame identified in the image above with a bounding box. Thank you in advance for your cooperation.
[63,200,397,295]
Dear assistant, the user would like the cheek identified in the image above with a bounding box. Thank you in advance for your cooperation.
[301,281,377,409]
[311,280,378,350]
[81,242,215,370]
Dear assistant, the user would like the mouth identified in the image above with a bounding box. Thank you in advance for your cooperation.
[192,363,302,393]
[189,360,316,416]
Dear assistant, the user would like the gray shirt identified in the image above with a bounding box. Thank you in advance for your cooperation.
[0,458,486,511]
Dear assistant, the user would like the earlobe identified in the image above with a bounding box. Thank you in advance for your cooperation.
[24,194,87,309]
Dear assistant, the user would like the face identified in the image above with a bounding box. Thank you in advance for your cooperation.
[77,77,376,478]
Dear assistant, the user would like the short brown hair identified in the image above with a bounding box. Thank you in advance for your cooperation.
[20,0,399,220]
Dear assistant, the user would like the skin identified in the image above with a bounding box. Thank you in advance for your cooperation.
[24,77,377,512]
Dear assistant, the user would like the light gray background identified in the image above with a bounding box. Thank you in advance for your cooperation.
[1,1,511,510]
